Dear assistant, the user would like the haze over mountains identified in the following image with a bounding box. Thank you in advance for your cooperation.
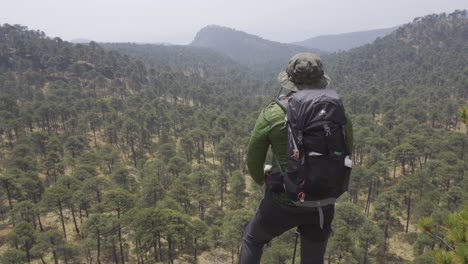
[189,25,398,59]
[100,42,272,95]
[70,38,92,44]
[190,25,312,76]
[99,24,398,91]
[294,27,397,52]
[83,24,400,79]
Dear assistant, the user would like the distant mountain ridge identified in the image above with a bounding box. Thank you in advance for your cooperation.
[70,38,93,43]
[190,25,316,76]
[294,27,397,52]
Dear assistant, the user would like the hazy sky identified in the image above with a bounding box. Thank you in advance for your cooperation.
[1,0,467,44]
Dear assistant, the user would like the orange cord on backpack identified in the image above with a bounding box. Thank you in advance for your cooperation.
[298,192,305,203]
[292,149,300,159]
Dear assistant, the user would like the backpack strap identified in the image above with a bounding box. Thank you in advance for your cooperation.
[274,98,288,113]
[292,198,336,229]
[276,97,302,160]
[272,98,288,177]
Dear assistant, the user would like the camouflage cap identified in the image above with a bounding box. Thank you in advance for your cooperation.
[278,53,330,91]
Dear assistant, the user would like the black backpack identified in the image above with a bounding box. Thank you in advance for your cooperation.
[276,88,351,208]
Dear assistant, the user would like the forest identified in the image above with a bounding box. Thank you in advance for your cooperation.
[0,10,466,264]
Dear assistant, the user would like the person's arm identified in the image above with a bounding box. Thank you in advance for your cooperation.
[246,111,270,185]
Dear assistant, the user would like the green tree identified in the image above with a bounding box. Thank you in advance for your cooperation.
[6,221,37,263]
[83,213,112,264]
[396,173,419,233]
[356,220,382,264]
[42,183,71,240]
[159,208,194,264]
[111,166,137,192]
[0,249,27,264]
[221,209,251,263]
[392,143,417,177]
[228,170,247,210]
[64,136,86,158]
[189,164,214,220]
[10,200,42,231]
[373,192,401,252]
[168,155,190,178]
[58,176,82,235]
[326,226,356,263]
[0,173,21,210]
[132,207,165,262]
[217,137,235,176]
[31,229,74,264]
[104,188,135,264]
[262,236,294,264]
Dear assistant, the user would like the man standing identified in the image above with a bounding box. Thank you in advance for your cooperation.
[239,53,353,264]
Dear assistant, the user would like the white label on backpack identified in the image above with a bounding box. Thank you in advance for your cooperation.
[308,151,323,156]
[345,156,353,168]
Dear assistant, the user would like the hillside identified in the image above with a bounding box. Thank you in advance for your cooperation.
[326,10,467,100]
[294,27,397,52]
[100,43,238,77]
[0,10,467,264]
[99,43,274,96]
[0,23,266,264]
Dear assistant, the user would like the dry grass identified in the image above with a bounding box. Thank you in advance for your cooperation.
[198,248,232,264]
[0,224,13,254]
[388,232,415,262]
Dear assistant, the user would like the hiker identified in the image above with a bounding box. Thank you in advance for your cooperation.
[239,53,353,264]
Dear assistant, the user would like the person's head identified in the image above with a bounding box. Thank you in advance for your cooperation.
[278,53,330,92]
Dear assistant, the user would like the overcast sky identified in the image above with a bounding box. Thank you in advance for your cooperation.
[1,0,467,44]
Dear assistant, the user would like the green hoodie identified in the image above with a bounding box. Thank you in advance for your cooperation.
[246,101,353,186]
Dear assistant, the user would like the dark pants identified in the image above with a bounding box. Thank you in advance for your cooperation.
[239,191,334,264]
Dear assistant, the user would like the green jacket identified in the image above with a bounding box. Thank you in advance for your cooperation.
[246,101,353,185]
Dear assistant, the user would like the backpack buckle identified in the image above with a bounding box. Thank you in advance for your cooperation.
[323,124,331,136]
[297,131,303,145]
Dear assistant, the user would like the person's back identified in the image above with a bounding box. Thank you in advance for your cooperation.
[240,53,353,264]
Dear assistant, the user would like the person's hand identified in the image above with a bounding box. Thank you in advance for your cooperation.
[264,164,272,174]
[262,164,272,186]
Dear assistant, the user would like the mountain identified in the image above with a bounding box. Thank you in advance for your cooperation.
[190,25,318,77]
[294,27,397,52]
[0,25,148,99]
[325,10,467,99]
